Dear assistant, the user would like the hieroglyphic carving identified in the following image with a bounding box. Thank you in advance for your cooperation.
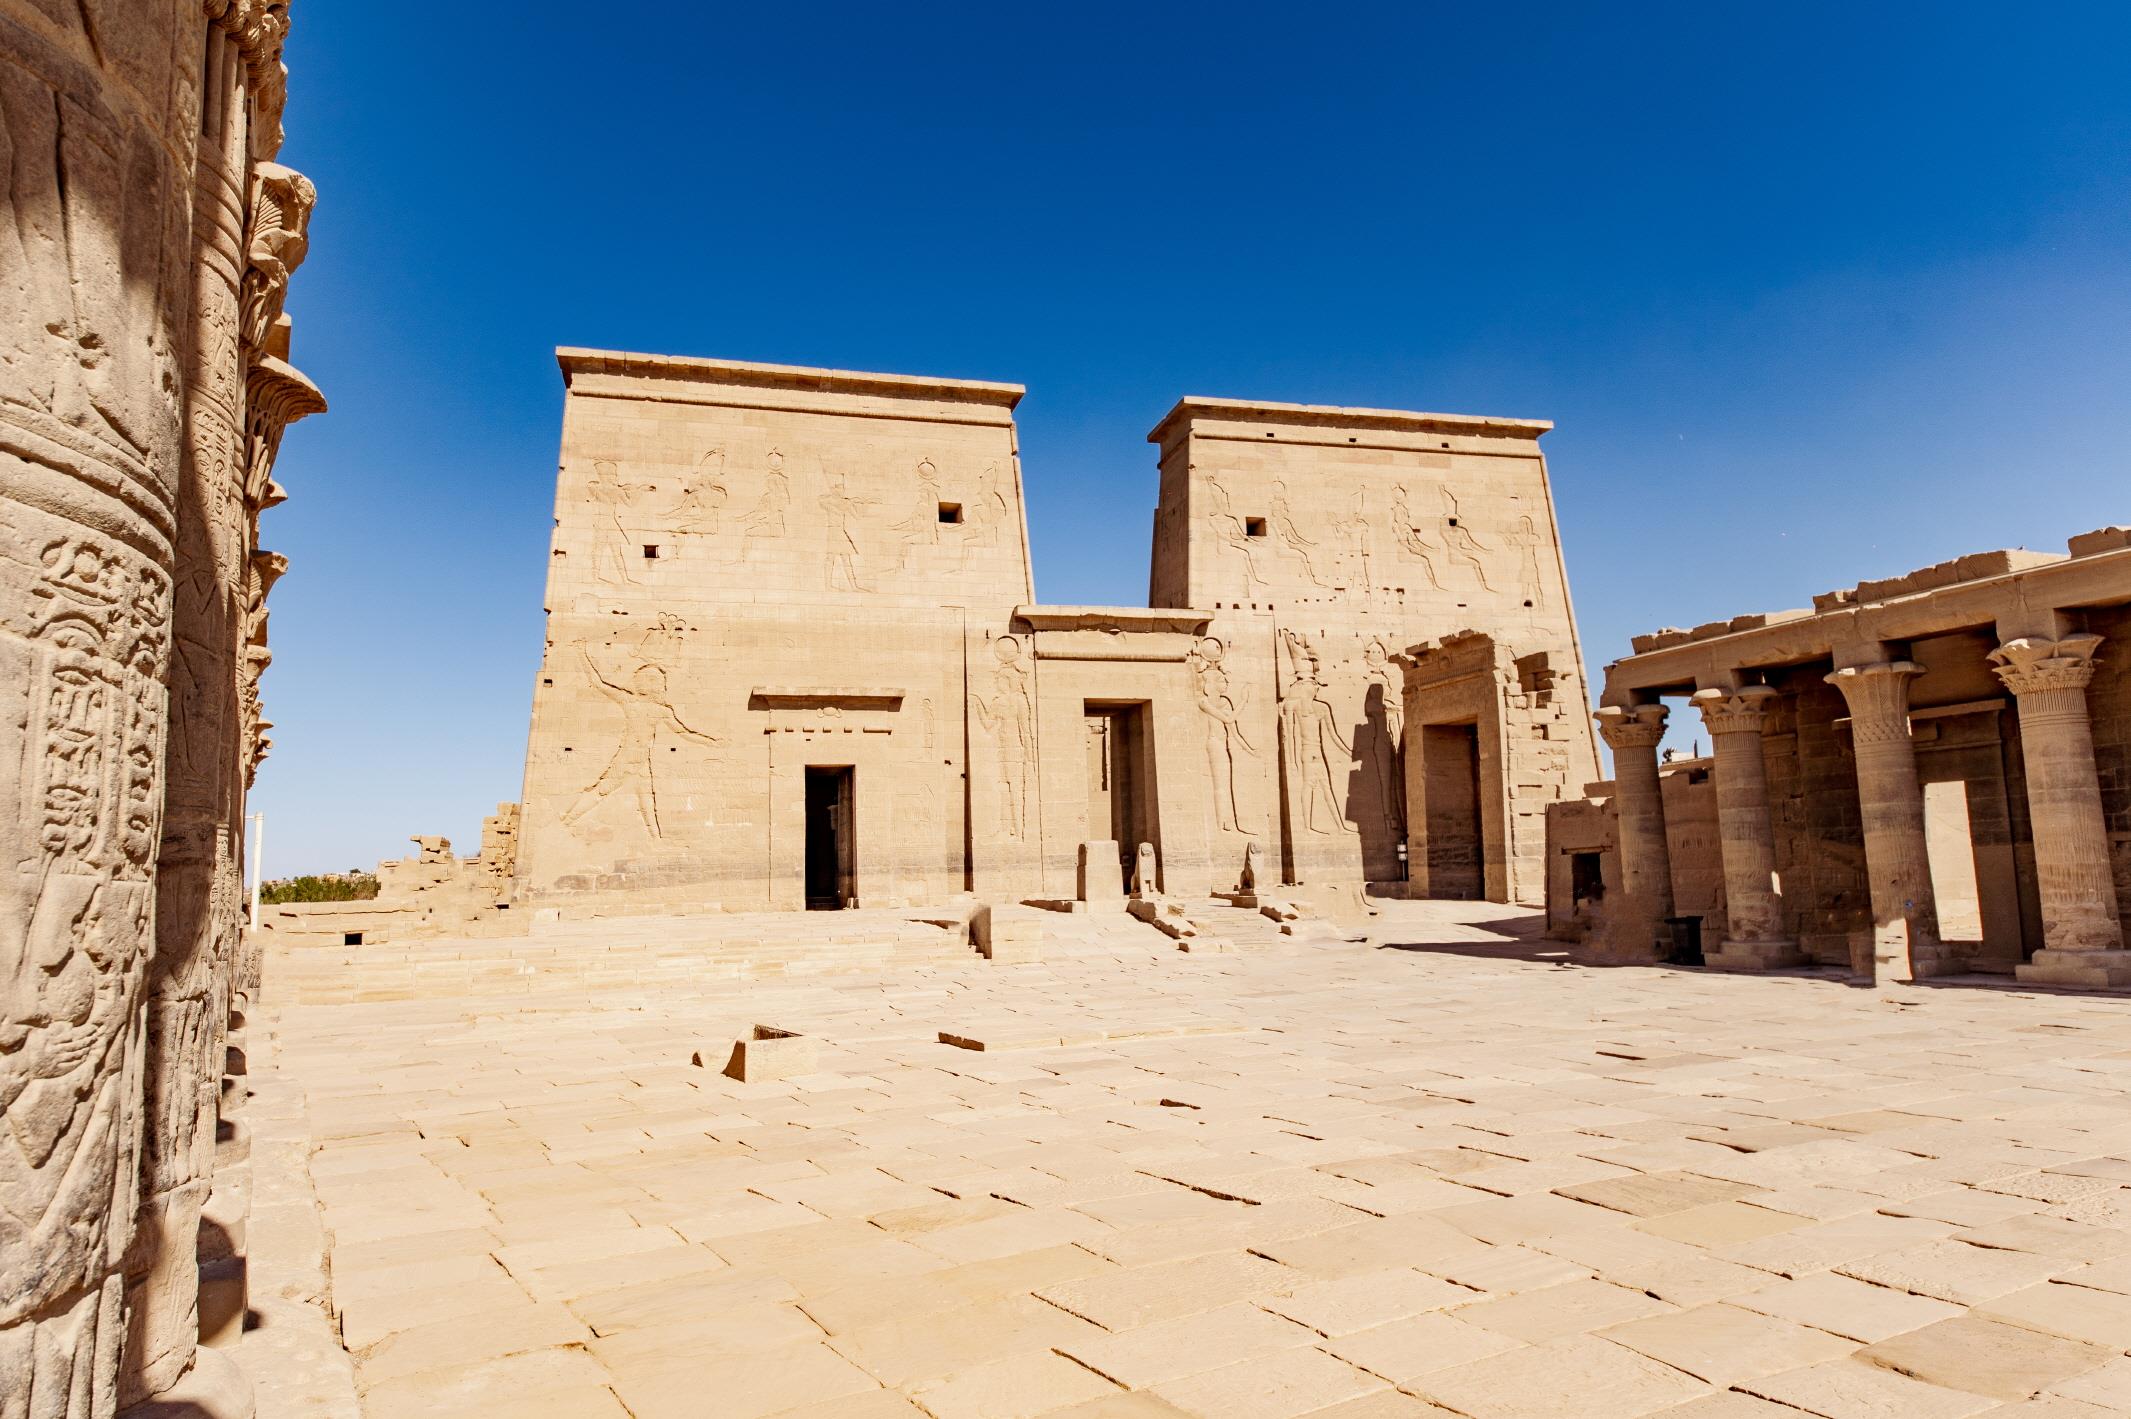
[562,642,720,838]
[1279,631,1354,835]
[1189,636,1258,833]
[1391,485,1443,590]
[960,460,1009,570]
[738,449,791,561]
[972,635,1035,837]
[674,448,727,536]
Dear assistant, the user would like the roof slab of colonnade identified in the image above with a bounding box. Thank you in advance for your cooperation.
[1598,528,2131,708]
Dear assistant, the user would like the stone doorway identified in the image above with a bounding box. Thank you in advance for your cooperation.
[805,766,856,909]
[1085,702,1155,885]
[1420,722,1485,899]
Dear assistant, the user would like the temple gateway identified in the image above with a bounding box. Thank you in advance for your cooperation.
[510,350,1600,916]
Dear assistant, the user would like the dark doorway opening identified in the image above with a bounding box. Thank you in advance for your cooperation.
[1420,722,1484,899]
[1570,851,1604,909]
[805,766,855,910]
[1085,702,1155,886]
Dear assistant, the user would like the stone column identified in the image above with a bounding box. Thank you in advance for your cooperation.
[1588,705,1673,962]
[1826,661,1946,982]
[1692,686,1800,968]
[1991,635,2129,988]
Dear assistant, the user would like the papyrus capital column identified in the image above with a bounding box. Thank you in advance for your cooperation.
[1590,704,1673,961]
[1991,634,2128,987]
[1826,661,1944,982]
[1692,685,1800,968]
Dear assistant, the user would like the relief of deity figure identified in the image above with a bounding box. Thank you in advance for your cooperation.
[1279,632,1355,836]
[960,460,1011,570]
[1270,481,1329,587]
[1190,636,1258,833]
[1203,472,1263,592]
[971,635,1035,837]
[892,458,944,572]
[738,450,793,562]
[1441,489,1494,591]
[1334,489,1373,592]
[674,448,728,536]
[561,644,720,839]
[820,471,876,591]
[1511,513,1545,608]
[1391,485,1445,589]
[1361,638,1405,836]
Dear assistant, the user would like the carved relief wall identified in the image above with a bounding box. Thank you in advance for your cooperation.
[1,2,317,1413]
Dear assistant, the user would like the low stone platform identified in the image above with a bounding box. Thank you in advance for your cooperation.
[248,901,2131,1418]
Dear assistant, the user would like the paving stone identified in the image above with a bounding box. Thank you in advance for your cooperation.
[1449,1278,1674,1343]
[1556,1171,1760,1219]
[1057,1303,1319,1389]
[1319,1312,1522,1385]
[1149,1346,1386,1419]
[1742,1356,1999,1417]
[356,1346,626,1419]
[1839,1240,2071,1305]
[1858,1314,2113,1401]
[905,1350,1122,1419]
[1728,1270,1963,1342]
[1597,1301,1855,1384]
[1039,1251,1305,1331]
[1407,1332,1710,1418]
[1976,1281,2131,1349]
[604,1339,877,1419]
[1259,1268,1476,1336]
[1634,1200,1806,1248]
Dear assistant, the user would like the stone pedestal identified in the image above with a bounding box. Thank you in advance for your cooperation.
[1992,635,2130,989]
[1692,686,1800,968]
[1585,705,1674,963]
[1826,661,1947,982]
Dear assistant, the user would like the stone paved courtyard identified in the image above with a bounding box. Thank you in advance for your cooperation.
[239,905,2131,1418]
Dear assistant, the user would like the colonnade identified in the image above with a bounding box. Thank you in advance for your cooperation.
[1596,633,2125,986]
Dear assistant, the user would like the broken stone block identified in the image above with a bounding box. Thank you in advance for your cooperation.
[704,1026,819,1082]
[973,904,1043,962]
[1077,841,1124,906]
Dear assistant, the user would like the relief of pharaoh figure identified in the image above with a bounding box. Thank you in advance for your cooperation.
[587,459,652,585]
[1391,484,1444,589]
[972,636,1035,837]
[561,644,720,838]
[1361,638,1405,836]
[1270,481,1327,586]
[1511,513,1545,607]
[1190,637,1258,833]
[820,472,875,591]
[1279,633,1355,835]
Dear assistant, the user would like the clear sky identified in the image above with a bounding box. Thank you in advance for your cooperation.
[259,2,2131,874]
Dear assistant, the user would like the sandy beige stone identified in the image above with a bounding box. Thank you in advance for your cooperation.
[1149,1346,1386,1419]
[1839,1240,2070,1305]
[1742,1357,1998,1418]
[1056,1303,1319,1389]
[1320,1312,1522,1385]
[1449,1278,1674,1342]
[1598,1302,1855,1385]
[1258,1268,1476,1336]
[1977,1282,2131,1349]
[1408,1332,1709,1418]
[1729,1270,1963,1342]
[1858,1314,2113,1401]
[906,1351,1122,1419]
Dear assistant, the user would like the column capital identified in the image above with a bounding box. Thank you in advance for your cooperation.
[1825,660,1924,746]
[1594,704,1667,751]
[1691,684,1778,736]
[1990,634,2102,696]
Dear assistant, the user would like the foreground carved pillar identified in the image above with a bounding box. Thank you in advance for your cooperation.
[1826,661,1946,982]
[1692,686,1800,968]
[1991,635,2129,989]
[1587,705,1673,962]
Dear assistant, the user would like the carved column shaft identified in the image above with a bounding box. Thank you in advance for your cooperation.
[1693,686,1799,967]
[1992,635,2128,987]
[1592,705,1672,959]
[1827,662,1944,982]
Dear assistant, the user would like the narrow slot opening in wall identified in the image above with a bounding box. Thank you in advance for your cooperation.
[642,544,660,559]
[938,502,963,524]
[343,932,362,946]
[1245,518,1267,538]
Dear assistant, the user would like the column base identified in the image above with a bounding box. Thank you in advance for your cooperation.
[2015,949,2131,991]
[120,1345,254,1419]
[1706,938,1802,970]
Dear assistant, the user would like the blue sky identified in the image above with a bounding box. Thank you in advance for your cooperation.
[260,2,2131,873]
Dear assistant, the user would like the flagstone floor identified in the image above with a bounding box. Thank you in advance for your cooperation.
[238,903,2131,1418]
